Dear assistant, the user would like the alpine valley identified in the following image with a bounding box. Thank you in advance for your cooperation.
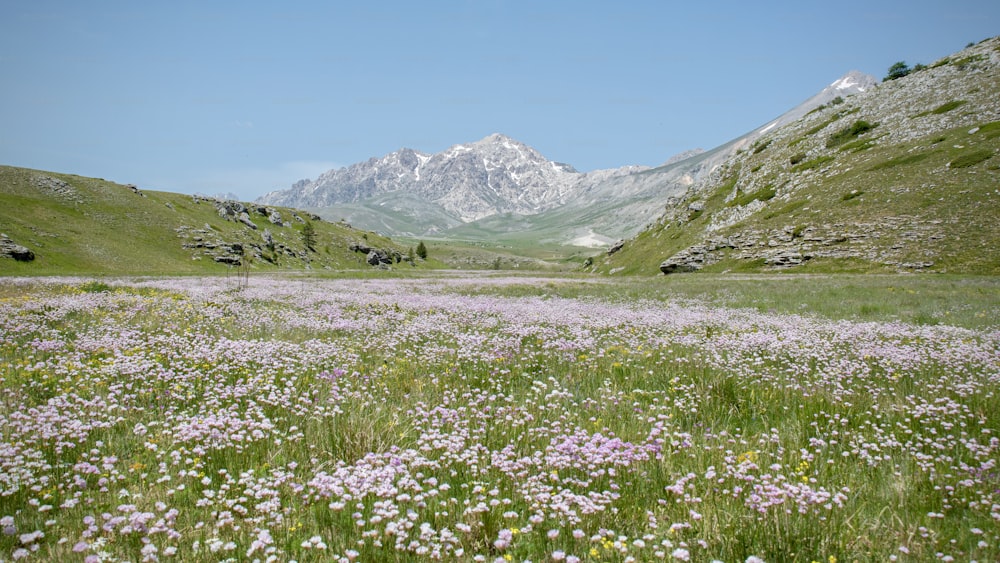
[259,72,878,250]
[3,37,999,275]
[260,37,1000,275]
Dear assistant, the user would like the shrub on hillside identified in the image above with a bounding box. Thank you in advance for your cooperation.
[827,120,878,148]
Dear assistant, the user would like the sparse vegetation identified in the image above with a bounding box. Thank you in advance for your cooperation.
[803,114,842,137]
[838,137,877,152]
[729,184,777,207]
[826,119,878,148]
[952,53,987,70]
[924,100,968,116]
[790,154,835,172]
[868,151,935,171]
[300,220,317,251]
[752,138,773,154]
[948,148,994,168]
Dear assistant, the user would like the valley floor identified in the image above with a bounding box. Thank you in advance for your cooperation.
[1,273,998,562]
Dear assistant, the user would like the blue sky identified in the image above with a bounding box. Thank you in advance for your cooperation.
[1,1,998,200]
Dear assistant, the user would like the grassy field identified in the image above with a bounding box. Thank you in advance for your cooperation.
[0,273,998,562]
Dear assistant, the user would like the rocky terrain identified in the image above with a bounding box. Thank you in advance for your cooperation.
[599,37,1000,275]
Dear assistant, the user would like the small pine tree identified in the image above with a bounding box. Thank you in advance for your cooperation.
[884,61,911,81]
[407,246,416,264]
[416,240,427,260]
[301,221,316,251]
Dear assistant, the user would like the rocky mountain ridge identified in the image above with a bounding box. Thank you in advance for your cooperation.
[257,71,875,243]
[259,133,590,222]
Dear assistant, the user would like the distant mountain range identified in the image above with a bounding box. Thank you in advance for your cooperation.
[257,71,877,246]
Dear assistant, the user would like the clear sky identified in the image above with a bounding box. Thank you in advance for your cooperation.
[1,1,998,200]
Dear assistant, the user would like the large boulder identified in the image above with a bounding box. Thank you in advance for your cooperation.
[659,246,708,274]
[237,212,257,230]
[366,249,392,266]
[607,240,625,255]
[0,234,34,261]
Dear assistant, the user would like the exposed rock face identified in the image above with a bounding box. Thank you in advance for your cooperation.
[659,219,942,273]
[766,249,809,267]
[259,133,584,223]
[0,234,35,261]
[659,237,736,273]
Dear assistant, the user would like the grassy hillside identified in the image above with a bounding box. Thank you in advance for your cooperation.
[0,165,426,275]
[597,36,1000,275]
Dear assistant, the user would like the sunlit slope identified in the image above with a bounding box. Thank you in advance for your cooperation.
[0,165,413,274]
[598,37,1000,275]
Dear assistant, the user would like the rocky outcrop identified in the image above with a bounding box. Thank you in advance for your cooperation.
[0,234,35,261]
[348,242,402,268]
[366,249,392,266]
[32,175,82,203]
[659,236,736,273]
[660,218,942,273]
[175,226,254,266]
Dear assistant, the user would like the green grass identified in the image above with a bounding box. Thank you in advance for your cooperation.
[914,99,968,117]
[867,151,935,171]
[729,185,777,207]
[948,148,994,168]
[0,165,422,275]
[826,120,878,148]
[790,155,835,173]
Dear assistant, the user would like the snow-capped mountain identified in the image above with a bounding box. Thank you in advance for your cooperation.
[258,71,877,243]
[259,133,586,222]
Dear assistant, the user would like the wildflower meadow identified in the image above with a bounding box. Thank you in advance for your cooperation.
[0,274,998,562]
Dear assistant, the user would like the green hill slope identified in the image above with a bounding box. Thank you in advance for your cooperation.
[597,37,1000,275]
[0,165,420,275]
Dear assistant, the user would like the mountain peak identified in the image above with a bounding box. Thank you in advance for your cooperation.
[258,133,582,223]
[828,70,878,93]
